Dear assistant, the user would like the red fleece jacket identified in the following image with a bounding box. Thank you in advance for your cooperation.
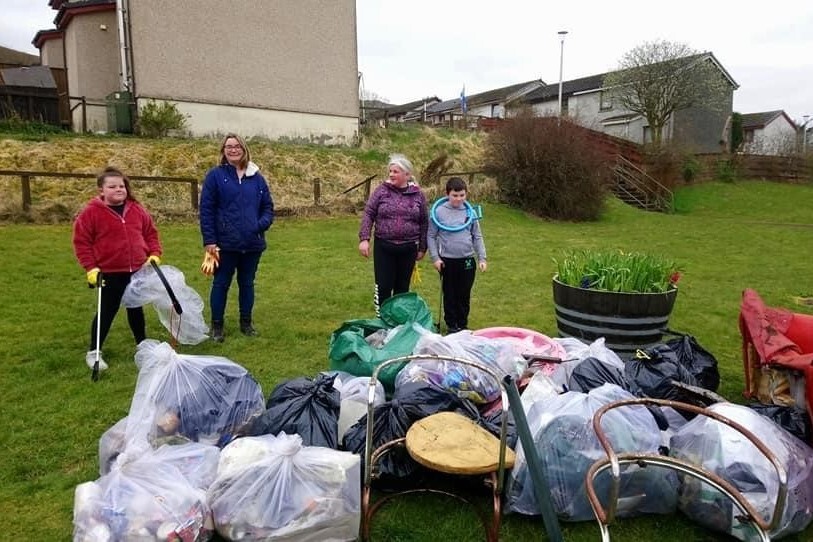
[73,197,162,273]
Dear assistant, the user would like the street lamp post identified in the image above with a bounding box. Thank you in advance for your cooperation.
[557,30,568,117]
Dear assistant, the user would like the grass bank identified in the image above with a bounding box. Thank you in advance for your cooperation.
[0,125,490,223]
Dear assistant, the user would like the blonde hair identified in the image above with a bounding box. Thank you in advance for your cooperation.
[388,153,414,178]
[219,133,251,170]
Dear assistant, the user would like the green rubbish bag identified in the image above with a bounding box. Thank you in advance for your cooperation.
[328,292,434,391]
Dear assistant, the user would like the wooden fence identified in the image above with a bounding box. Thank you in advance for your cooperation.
[694,153,813,182]
[0,86,60,125]
[0,169,382,214]
[0,170,200,212]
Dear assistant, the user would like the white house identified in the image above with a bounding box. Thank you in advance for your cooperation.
[740,110,798,155]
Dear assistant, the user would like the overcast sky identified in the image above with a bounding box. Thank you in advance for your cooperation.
[3,1,812,123]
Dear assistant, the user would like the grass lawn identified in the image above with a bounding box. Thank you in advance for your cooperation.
[1,180,812,541]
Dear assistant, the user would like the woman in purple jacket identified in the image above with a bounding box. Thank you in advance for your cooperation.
[358,154,428,314]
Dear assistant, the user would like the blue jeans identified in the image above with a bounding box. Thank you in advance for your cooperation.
[210,250,263,322]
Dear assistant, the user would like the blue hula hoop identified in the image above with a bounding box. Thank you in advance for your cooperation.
[430,197,477,232]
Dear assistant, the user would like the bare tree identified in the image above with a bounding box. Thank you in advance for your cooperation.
[360,89,389,104]
[603,40,730,147]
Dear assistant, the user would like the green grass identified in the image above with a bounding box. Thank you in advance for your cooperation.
[1,180,813,540]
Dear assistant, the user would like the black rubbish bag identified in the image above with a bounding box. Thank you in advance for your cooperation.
[625,344,699,404]
[568,357,629,393]
[747,402,812,444]
[246,373,341,449]
[664,330,720,392]
[455,399,518,450]
[342,382,465,480]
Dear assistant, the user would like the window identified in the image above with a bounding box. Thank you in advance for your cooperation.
[600,90,613,111]
[643,126,652,144]
[744,129,754,143]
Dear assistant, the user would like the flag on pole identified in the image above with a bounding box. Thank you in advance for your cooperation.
[460,85,467,114]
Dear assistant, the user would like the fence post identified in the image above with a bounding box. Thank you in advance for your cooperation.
[190,180,199,210]
[81,96,87,133]
[313,179,321,205]
[364,178,371,201]
[468,172,475,187]
[21,174,32,211]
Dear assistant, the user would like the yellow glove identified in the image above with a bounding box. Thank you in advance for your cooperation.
[410,264,422,287]
[200,250,219,276]
[86,268,102,288]
[146,254,161,266]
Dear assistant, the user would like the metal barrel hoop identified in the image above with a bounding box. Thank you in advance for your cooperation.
[361,353,512,542]
[585,397,789,542]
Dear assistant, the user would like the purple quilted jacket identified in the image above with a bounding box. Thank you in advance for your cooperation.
[358,181,428,251]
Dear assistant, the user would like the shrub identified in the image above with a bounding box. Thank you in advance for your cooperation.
[716,158,739,182]
[554,249,681,293]
[483,112,610,221]
[137,100,188,138]
[681,155,702,183]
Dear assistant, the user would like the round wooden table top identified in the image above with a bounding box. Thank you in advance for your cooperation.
[405,411,516,475]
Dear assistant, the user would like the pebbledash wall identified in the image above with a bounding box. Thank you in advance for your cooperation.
[127,0,359,143]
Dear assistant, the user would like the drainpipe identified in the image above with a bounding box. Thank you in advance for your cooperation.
[115,0,131,91]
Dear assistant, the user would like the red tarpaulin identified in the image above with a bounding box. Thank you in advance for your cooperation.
[739,288,813,424]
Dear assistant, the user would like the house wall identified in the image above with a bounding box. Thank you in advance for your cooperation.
[128,0,358,143]
[40,38,64,69]
[743,116,798,155]
[531,87,733,152]
[139,98,358,143]
[468,103,506,118]
[63,11,119,132]
[672,93,733,153]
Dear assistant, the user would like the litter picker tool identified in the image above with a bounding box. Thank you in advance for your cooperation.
[91,271,103,382]
[149,260,184,345]
[435,268,444,334]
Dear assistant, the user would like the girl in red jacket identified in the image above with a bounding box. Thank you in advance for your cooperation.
[72,166,162,372]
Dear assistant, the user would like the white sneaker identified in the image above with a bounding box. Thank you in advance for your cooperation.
[85,350,109,371]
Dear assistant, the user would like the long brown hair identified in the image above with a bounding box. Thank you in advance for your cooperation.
[219,133,251,170]
[97,166,137,202]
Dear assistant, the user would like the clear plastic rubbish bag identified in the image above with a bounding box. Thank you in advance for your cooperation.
[508,383,677,521]
[208,433,360,541]
[73,447,213,542]
[670,402,813,540]
[121,340,265,460]
[395,327,524,404]
[123,264,209,345]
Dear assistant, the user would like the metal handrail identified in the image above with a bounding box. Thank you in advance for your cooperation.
[612,155,674,212]
[585,398,788,542]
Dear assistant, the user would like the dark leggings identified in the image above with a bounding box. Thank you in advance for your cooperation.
[373,238,418,313]
[441,256,477,330]
[89,272,145,350]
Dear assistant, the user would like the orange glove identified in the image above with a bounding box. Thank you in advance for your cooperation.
[200,250,219,276]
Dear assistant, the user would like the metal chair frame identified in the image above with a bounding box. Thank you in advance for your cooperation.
[585,398,789,542]
[360,354,512,542]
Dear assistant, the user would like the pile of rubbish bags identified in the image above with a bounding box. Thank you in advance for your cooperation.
[74,290,813,541]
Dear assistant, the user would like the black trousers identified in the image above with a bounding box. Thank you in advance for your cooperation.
[89,272,146,350]
[441,256,477,330]
[373,238,418,314]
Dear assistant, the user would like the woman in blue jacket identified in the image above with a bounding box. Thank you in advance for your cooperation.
[199,133,274,342]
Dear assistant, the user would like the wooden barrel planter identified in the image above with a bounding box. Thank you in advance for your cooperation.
[552,277,678,355]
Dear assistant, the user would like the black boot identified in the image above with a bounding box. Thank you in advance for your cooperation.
[212,320,225,343]
[240,317,257,336]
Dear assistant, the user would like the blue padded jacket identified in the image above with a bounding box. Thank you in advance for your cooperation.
[199,162,274,252]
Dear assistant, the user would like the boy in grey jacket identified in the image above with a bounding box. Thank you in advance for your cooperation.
[428,177,487,333]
